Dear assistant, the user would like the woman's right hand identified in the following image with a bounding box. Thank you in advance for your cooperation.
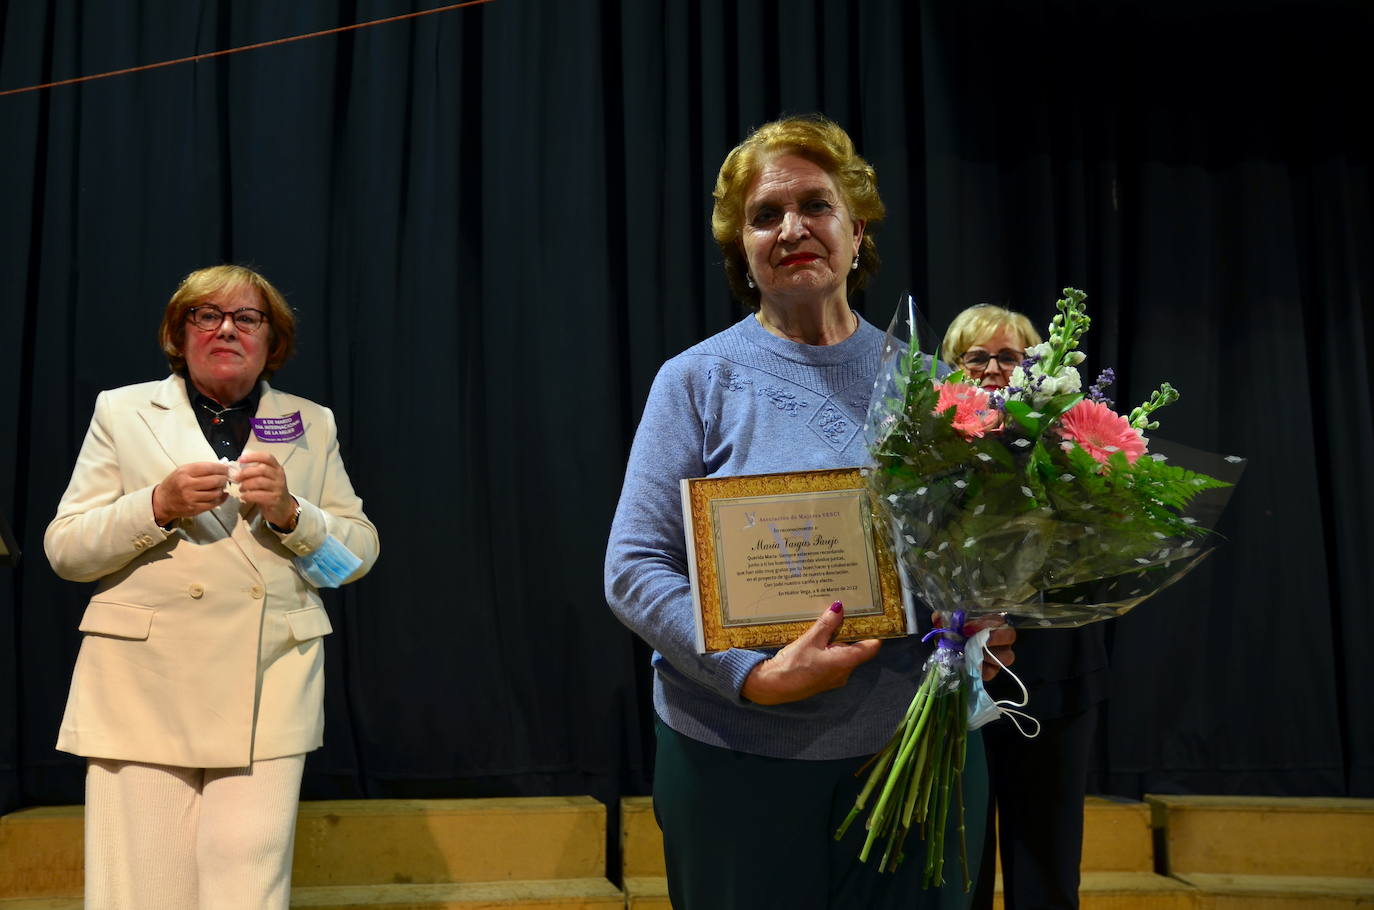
[152,462,231,525]
[741,602,881,706]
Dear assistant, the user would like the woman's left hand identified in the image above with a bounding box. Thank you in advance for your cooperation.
[237,451,298,529]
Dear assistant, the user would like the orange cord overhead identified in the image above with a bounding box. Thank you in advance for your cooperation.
[0,0,497,98]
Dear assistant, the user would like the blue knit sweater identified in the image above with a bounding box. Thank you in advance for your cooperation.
[605,313,936,760]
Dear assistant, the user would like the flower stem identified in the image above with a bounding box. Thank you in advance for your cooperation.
[836,735,900,841]
[843,649,974,885]
[859,668,937,862]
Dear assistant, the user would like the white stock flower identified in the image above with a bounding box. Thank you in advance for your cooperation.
[1019,364,1081,407]
[1051,366,1082,396]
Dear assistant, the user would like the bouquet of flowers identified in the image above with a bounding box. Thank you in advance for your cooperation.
[835,289,1242,886]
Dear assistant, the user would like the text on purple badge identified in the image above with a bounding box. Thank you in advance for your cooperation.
[251,411,305,443]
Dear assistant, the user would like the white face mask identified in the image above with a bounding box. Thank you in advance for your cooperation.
[293,534,362,588]
[963,627,1041,738]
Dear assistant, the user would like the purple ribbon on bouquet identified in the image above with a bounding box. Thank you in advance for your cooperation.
[922,609,967,651]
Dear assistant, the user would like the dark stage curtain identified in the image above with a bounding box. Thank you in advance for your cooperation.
[1,0,1370,818]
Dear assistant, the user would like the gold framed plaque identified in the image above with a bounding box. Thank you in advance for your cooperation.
[680,468,911,653]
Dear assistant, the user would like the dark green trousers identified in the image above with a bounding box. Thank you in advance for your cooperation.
[652,719,988,910]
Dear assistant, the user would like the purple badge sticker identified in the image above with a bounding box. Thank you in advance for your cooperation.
[251,411,305,443]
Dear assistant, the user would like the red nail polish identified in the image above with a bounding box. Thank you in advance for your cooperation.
[829,601,843,613]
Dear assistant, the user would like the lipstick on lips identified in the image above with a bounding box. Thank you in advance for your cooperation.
[778,252,821,266]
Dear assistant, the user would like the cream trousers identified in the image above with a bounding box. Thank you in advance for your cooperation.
[84,754,305,910]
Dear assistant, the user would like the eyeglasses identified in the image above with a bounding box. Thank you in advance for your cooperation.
[960,349,1025,371]
[186,306,270,334]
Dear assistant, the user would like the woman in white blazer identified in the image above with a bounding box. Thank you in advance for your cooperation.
[44,264,379,910]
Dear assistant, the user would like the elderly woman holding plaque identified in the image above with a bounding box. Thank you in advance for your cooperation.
[605,115,1014,909]
[45,264,379,910]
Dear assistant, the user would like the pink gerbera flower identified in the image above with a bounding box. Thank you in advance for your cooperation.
[1058,399,1146,465]
[933,383,999,438]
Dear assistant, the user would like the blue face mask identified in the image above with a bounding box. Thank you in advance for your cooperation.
[963,627,1041,737]
[966,675,1004,731]
[293,535,362,589]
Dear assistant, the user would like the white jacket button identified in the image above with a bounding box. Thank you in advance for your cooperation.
[250,584,264,599]
[188,583,204,599]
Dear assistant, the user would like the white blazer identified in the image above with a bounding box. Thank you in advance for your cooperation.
[45,374,380,767]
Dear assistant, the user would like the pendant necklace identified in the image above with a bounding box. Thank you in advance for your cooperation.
[200,401,244,426]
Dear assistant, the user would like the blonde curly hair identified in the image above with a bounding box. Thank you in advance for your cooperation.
[158,264,296,379]
[940,304,1041,369]
[711,114,885,310]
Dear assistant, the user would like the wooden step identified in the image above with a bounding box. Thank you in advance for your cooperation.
[620,799,668,909]
[0,880,625,910]
[621,876,671,910]
[1073,871,1199,910]
[1172,873,1374,909]
[292,798,607,887]
[0,798,609,900]
[0,807,82,899]
[624,796,1181,909]
[619,797,662,879]
[625,795,1159,875]
[1147,795,1374,877]
[289,879,624,909]
[618,870,1200,910]
[1082,797,1154,872]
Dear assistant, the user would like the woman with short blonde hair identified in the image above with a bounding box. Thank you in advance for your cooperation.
[46,264,379,909]
[939,303,1040,377]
